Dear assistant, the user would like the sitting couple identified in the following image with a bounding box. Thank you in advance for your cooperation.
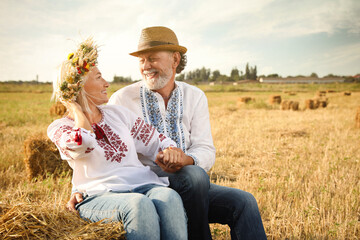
[48,27,267,240]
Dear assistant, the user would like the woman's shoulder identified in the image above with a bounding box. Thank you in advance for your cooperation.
[100,104,133,115]
[100,105,138,123]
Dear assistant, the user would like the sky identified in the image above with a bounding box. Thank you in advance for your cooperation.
[0,0,359,82]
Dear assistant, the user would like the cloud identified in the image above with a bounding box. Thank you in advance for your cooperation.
[0,0,359,81]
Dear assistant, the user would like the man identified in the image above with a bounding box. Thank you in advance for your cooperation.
[69,26,267,240]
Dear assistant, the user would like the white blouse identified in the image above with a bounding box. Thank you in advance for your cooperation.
[108,81,216,172]
[47,105,176,196]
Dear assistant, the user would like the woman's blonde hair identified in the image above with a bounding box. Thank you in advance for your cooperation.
[52,61,92,114]
[52,37,98,114]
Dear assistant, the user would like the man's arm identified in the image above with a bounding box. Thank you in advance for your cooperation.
[185,92,216,172]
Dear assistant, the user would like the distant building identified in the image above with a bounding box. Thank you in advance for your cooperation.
[259,77,345,84]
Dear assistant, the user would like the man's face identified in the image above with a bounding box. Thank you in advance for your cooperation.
[138,51,175,90]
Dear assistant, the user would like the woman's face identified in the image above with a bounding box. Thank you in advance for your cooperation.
[83,67,109,105]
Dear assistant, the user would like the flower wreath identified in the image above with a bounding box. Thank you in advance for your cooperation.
[58,37,98,102]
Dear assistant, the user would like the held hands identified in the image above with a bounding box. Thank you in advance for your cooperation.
[155,147,193,173]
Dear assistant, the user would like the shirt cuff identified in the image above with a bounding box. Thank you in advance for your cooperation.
[187,153,199,166]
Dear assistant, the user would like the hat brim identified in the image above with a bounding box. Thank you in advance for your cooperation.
[129,45,187,57]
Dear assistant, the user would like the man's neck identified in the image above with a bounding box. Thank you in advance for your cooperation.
[153,79,176,108]
[153,79,175,99]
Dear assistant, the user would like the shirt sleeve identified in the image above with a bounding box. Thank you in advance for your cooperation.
[127,111,177,161]
[186,93,216,172]
[47,120,97,160]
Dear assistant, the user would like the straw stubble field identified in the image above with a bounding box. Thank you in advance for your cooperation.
[0,83,359,239]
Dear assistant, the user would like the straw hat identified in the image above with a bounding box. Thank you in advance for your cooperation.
[130,26,187,56]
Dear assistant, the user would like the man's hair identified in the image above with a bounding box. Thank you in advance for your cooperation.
[176,53,187,74]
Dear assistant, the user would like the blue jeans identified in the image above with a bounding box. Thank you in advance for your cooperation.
[158,165,267,240]
[75,184,187,240]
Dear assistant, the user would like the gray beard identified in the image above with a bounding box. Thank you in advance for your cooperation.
[144,69,172,90]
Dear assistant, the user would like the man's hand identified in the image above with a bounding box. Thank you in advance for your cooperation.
[66,192,83,213]
[155,147,194,173]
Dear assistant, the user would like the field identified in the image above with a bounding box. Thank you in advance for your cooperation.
[0,82,359,239]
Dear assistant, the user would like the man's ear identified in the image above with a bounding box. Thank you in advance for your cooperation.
[172,52,181,69]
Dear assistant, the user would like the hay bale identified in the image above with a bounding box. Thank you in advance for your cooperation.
[317,97,328,108]
[238,97,253,103]
[288,92,296,96]
[344,91,351,96]
[269,95,282,104]
[316,91,326,97]
[305,99,315,109]
[326,89,336,93]
[290,101,299,111]
[281,100,291,110]
[50,102,67,116]
[356,107,360,128]
[313,99,320,109]
[23,133,71,181]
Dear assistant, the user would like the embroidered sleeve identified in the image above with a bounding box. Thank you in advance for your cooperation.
[48,123,96,160]
[130,117,176,160]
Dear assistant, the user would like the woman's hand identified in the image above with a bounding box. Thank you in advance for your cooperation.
[61,100,83,118]
[155,147,191,173]
[61,100,93,132]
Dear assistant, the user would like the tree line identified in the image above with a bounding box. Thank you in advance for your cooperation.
[175,63,258,83]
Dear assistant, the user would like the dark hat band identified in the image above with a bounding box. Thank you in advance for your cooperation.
[138,41,175,50]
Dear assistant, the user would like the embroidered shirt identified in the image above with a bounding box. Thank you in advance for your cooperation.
[47,105,176,196]
[108,81,216,172]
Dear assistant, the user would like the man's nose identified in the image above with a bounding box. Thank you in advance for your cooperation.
[143,59,151,70]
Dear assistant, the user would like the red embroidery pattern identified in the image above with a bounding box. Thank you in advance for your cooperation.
[96,123,128,163]
[52,125,73,159]
[85,147,95,154]
[159,133,166,142]
[130,118,156,146]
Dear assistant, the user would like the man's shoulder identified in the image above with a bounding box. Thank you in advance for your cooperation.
[176,81,205,96]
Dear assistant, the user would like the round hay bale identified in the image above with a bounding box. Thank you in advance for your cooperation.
[326,89,336,93]
[281,100,290,110]
[288,92,296,96]
[316,91,326,97]
[317,97,328,108]
[290,101,299,111]
[269,95,282,104]
[313,99,320,109]
[344,91,351,96]
[23,133,71,181]
[50,102,67,116]
[238,97,253,103]
[356,107,360,128]
[305,99,315,109]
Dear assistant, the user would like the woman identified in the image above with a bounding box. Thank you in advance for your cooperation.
[47,38,187,240]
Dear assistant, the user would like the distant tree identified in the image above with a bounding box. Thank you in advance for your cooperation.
[245,63,250,80]
[267,73,280,78]
[310,72,318,78]
[239,70,245,80]
[249,65,257,80]
[199,67,211,81]
[113,75,132,83]
[324,73,339,78]
[176,73,185,81]
[211,70,221,82]
[230,67,240,81]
